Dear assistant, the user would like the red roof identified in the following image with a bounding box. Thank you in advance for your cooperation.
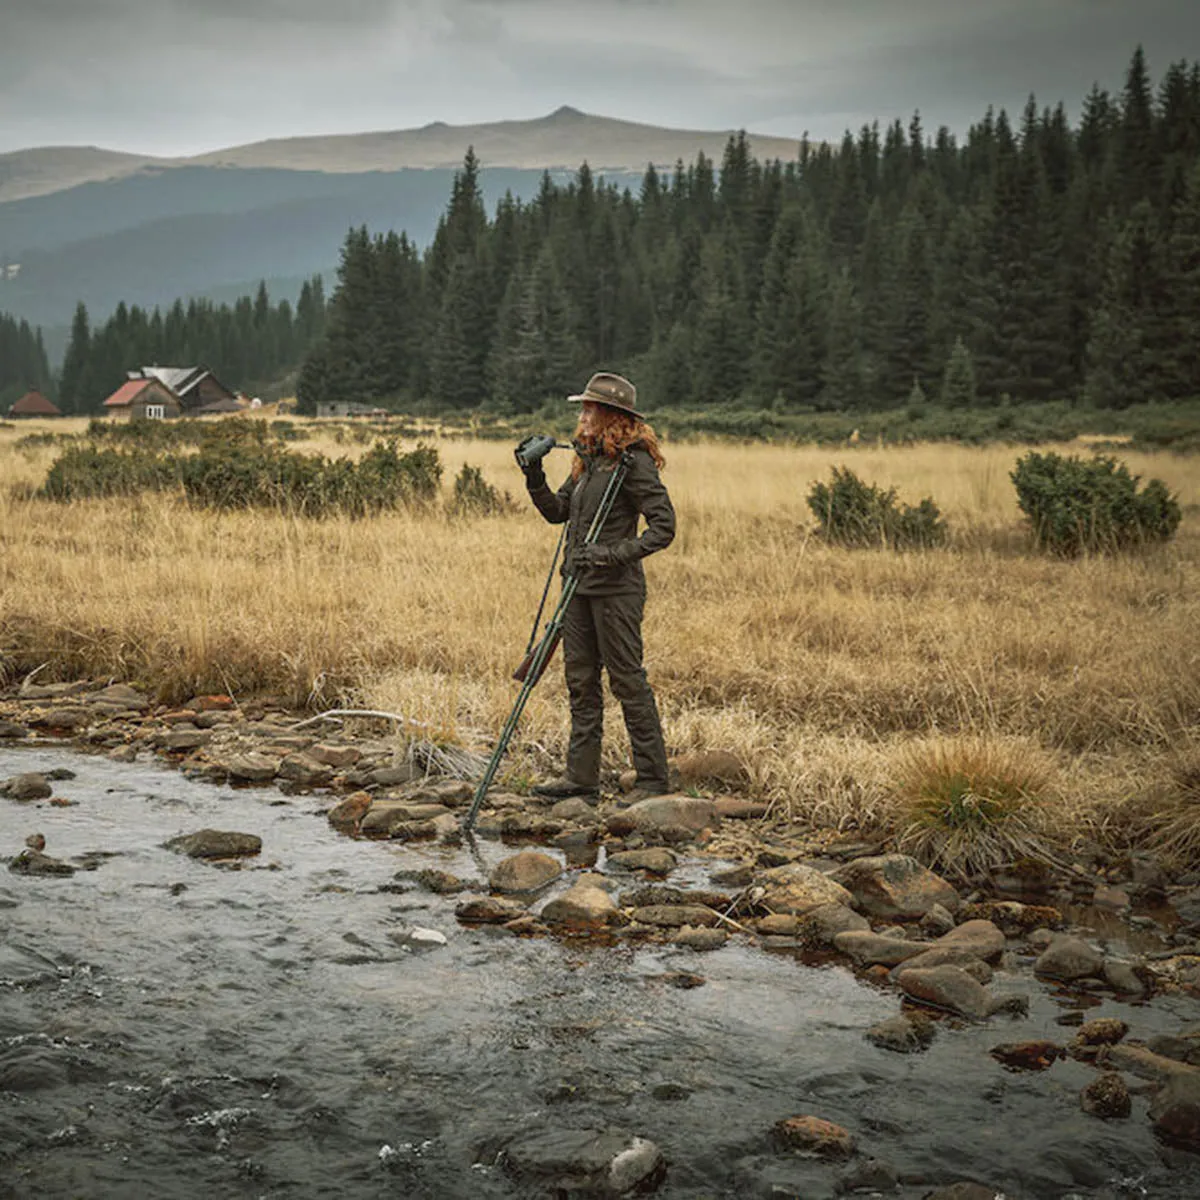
[103,379,165,408]
[9,390,60,416]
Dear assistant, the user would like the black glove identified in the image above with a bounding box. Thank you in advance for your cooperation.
[577,543,617,571]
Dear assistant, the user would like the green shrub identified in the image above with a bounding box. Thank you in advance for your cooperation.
[451,463,511,515]
[1010,451,1181,556]
[39,445,181,500]
[807,466,947,549]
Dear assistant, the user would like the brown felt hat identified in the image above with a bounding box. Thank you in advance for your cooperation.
[568,371,644,419]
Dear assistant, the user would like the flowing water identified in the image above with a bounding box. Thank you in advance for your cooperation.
[2,745,1199,1199]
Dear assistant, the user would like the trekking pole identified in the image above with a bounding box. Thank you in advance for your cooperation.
[462,453,631,833]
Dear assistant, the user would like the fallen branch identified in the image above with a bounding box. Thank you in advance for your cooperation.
[290,708,433,732]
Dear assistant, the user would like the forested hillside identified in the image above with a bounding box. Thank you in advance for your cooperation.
[298,47,1200,416]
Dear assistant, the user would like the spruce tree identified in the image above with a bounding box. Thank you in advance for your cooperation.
[940,337,978,407]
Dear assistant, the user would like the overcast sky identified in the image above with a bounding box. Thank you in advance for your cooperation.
[3,0,1198,157]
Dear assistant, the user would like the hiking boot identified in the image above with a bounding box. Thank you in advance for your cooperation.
[617,784,670,808]
[530,776,600,800]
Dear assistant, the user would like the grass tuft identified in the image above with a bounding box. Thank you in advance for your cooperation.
[890,737,1065,882]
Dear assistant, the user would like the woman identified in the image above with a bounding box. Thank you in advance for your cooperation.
[517,371,675,802]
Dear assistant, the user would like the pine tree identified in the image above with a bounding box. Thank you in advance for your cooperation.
[57,302,92,414]
[940,337,977,407]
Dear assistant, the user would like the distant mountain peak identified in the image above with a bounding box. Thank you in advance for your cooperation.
[546,105,587,121]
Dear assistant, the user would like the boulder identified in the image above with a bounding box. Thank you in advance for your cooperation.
[489,850,563,894]
[988,1040,1063,1071]
[756,863,854,916]
[933,919,1006,962]
[326,790,372,833]
[673,926,727,950]
[164,830,261,859]
[1,774,52,802]
[542,880,622,929]
[613,795,715,835]
[218,752,280,783]
[865,1012,936,1053]
[713,797,768,819]
[8,848,75,877]
[832,854,959,919]
[276,753,334,788]
[455,895,528,924]
[630,904,718,929]
[889,945,993,985]
[833,931,928,967]
[896,964,996,1020]
[359,801,451,837]
[1149,1072,1200,1151]
[85,683,149,711]
[1034,934,1105,981]
[607,848,676,874]
[772,1115,856,1159]
[796,902,869,946]
[308,743,361,768]
[1081,1073,1132,1119]
[502,1127,664,1197]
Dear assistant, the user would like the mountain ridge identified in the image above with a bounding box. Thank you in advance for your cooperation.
[0,107,802,203]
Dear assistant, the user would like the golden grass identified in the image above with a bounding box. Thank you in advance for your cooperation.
[2,417,1198,849]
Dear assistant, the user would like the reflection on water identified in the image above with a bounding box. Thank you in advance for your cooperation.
[1,746,1198,1198]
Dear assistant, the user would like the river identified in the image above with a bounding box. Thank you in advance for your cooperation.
[2,745,1198,1198]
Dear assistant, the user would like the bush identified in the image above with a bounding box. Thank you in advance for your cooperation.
[807,466,947,549]
[1010,451,1181,556]
[39,444,181,500]
[450,463,511,516]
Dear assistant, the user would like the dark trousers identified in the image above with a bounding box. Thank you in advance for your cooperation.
[561,590,669,791]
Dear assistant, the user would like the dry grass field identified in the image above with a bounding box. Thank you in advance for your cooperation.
[2,416,1198,862]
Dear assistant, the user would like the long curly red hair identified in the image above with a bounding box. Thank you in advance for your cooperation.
[570,406,666,480]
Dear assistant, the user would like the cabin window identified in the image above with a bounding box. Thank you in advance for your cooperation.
[146,404,165,420]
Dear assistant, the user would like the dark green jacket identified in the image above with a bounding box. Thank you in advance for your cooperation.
[528,444,675,595]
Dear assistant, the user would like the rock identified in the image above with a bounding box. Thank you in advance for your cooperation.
[277,753,334,788]
[8,848,75,877]
[1149,1071,1200,1151]
[630,904,718,929]
[896,964,996,1020]
[24,833,45,851]
[833,930,929,967]
[1034,934,1105,981]
[670,748,751,789]
[1096,1042,1200,1082]
[611,794,715,835]
[0,773,52,802]
[164,829,262,859]
[919,902,957,937]
[308,742,361,768]
[607,848,676,874]
[159,729,212,752]
[542,880,622,929]
[358,802,445,838]
[549,796,595,822]
[713,797,768,819]
[836,1158,899,1194]
[107,744,139,763]
[489,850,563,894]
[455,895,528,924]
[923,1185,1003,1200]
[886,945,993,984]
[502,1127,664,1197]
[1146,1030,1200,1068]
[711,863,756,887]
[772,1114,856,1159]
[757,913,800,937]
[33,707,91,731]
[186,694,236,712]
[85,683,149,711]
[796,903,870,946]
[411,868,468,895]
[831,854,959,920]
[865,1012,936,1053]
[756,863,855,915]
[367,763,421,787]
[988,1040,1063,1071]
[659,971,706,989]
[326,790,372,832]
[932,919,1006,962]
[1103,959,1147,996]
[957,899,1063,934]
[673,926,727,950]
[0,721,28,739]
[1081,1072,1131,1119]
[218,752,280,783]
[388,927,448,950]
[1093,883,1131,910]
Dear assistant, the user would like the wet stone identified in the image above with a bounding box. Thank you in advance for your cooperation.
[326,790,372,832]
[0,721,28,739]
[8,848,75,877]
[988,1040,1064,1071]
[1034,934,1105,981]
[1081,1072,1132,1119]
[772,1114,856,1159]
[218,752,281,783]
[455,895,527,924]
[164,829,262,859]
[630,904,718,929]
[489,850,563,894]
[1149,1072,1200,1151]
[865,1012,936,1053]
[672,926,727,950]
[607,848,676,874]
[33,707,92,731]
[501,1127,664,1197]
[1,773,53,802]
[542,880,622,929]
